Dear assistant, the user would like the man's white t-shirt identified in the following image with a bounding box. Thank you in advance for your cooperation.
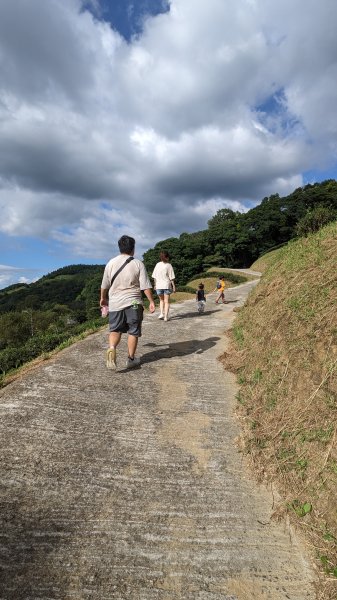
[101,255,152,311]
[152,261,175,290]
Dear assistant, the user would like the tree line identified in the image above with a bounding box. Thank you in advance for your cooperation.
[143,179,337,283]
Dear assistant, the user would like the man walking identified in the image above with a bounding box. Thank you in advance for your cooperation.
[100,235,155,370]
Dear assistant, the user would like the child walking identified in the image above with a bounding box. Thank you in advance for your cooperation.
[213,275,226,304]
[196,283,206,313]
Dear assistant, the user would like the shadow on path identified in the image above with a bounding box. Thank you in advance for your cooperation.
[170,310,218,319]
[141,337,221,365]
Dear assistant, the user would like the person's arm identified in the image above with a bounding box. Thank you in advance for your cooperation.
[168,264,176,292]
[143,288,155,313]
[100,287,109,307]
[100,262,111,307]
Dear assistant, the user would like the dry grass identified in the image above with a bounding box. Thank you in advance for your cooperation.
[207,267,259,280]
[250,247,285,274]
[171,291,195,302]
[188,276,240,293]
[222,222,337,597]
[188,277,218,293]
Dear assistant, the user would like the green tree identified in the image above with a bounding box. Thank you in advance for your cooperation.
[296,205,337,236]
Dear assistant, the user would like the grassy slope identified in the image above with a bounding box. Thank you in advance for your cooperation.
[227,222,337,598]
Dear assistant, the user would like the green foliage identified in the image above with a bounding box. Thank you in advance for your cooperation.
[0,264,104,316]
[193,270,247,284]
[76,270,104,320]
[143,232,206,286]
[319,554,337,578]
[0,265,106,377]
[296,204,337,237]
[233,325,245,348]
[289,499,313,517]
[0,317,103,376]
[144,179,337,280]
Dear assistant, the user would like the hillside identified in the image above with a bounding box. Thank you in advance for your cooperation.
[0,265,105,383]
[223,221,337,598]
[0,264,104,317]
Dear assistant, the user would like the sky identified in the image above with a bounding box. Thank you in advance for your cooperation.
[0,0,337,289]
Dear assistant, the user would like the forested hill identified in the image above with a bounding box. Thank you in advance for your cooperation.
[0,264,104,319]
[0,264,107,379]
[143,179,337,284]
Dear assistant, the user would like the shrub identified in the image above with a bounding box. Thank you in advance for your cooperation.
[296,205,337,237]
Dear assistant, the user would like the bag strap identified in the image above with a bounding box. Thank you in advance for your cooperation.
[109,256,134,290]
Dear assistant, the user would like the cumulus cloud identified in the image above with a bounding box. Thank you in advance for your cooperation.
[0,265,40,288]
[0,0,336,287]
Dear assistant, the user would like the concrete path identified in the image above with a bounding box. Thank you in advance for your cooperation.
[227,269,262,277]
[0,280,317,599]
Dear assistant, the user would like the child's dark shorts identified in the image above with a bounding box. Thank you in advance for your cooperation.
[109,304,144,337]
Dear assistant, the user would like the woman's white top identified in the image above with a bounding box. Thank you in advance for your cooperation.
[152,261,175,289]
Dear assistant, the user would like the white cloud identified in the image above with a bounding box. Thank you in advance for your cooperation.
[0,0,336,281]
[0,265,40,289]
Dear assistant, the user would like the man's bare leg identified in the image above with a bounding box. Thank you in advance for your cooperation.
[127,334,138,359]
[109,332,121,348]
[106,332,121,369]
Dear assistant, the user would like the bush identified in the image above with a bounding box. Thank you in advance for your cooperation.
[296,205,337,237]
[0,318,103,375]
[191,271,247,285]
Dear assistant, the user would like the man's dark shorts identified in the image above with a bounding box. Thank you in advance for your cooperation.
[109,304,144,337]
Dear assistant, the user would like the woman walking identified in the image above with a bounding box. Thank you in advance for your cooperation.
[152,251,176,321]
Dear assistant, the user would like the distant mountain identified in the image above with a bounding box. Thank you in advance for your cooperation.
[0,264,104,317]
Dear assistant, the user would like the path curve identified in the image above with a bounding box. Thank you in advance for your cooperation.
[0,278,317,599]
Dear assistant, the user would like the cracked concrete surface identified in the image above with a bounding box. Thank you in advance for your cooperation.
[0,279,317,599]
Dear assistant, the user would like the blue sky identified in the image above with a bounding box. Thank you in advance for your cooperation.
[93,0,170,41]
[0,0,336,289]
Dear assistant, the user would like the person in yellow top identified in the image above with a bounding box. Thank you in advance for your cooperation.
[213,275,226,304]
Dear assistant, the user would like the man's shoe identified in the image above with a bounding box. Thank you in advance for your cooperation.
[126,356,141,369]
[158,313,164,319]
[106,347,117,370]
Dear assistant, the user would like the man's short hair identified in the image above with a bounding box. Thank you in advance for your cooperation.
[118,235,135,254]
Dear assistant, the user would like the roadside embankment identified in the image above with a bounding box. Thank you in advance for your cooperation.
[222,222,337,600]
